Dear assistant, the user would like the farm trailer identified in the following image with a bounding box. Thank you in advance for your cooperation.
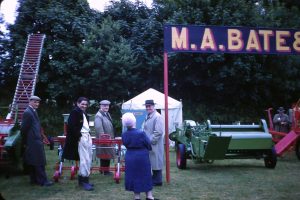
[169,119,277,169]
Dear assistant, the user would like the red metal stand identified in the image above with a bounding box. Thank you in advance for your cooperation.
[52,136,125,184]
[266,99,300,159]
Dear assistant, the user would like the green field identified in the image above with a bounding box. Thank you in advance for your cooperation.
[0,148,299,200]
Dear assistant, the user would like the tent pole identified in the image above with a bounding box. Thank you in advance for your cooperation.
[164,52,170,183]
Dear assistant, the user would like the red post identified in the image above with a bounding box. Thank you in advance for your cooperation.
[164,52,170,183]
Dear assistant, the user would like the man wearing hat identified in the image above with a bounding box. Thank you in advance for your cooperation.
[273,107,290,133]
[21,95,53,186]
[94,99,115,175]
[143,99,164,186]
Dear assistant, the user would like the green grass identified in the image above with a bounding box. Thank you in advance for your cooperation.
[1,148,299,200]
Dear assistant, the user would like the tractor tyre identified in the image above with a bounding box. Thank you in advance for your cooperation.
[296,138,300,160]
[176,143,187,169]
[264,148,277,169]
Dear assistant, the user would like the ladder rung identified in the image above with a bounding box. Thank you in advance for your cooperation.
[10,33,45,117]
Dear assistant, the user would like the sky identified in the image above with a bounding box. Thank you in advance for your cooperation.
[0,0,152,30]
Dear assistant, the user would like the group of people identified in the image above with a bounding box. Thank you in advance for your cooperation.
[20,94,292,199]
[21,95,163,200]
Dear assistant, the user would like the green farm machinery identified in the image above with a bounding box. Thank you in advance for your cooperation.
[169,119,277,169]
[0,117,23,170]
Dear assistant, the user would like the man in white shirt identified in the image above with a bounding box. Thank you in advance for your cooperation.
[63,97,93,191]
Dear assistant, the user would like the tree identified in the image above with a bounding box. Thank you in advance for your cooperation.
[5,0,96,105]
[152,0,300,120]
[1,0,300,123]
[104,0,165,93]
[78,17,140,101]
[0,15,6,85]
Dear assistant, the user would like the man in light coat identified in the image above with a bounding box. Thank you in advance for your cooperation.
[21,95,53,186]
[143,99,164,186]
[94,100,115,175]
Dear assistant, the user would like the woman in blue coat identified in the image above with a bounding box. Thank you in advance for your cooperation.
[122,112,159,200]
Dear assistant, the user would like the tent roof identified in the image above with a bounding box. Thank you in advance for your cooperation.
[122,88,182,110]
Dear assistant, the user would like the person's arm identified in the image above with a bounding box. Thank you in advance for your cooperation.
[282,114,290,125]
[151,115,164,145]
[94,114,104,135]
[273,114,280,124]
[20,111,32,145]
[67,110,82,141]
[143,132,152,150]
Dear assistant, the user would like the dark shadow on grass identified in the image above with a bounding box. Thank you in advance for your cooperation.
[184,160,268,172]
[0,165,27,179]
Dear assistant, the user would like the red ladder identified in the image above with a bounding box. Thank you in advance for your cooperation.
[9,33,46,122]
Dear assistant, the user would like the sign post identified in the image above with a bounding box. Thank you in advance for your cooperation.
[164,52,170,183]
[163,24,299,183]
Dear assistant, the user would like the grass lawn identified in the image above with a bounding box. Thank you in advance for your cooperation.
[0,147,299,200]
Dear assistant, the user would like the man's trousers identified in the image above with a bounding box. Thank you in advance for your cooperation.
[78,132,93,177]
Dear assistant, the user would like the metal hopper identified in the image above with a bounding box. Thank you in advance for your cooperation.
[169,119,277,169]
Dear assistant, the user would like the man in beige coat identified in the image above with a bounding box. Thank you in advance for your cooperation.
[143,99,164,186]
[94,100,115,175]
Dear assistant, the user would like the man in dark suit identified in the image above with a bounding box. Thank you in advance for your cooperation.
[21,95,53,186]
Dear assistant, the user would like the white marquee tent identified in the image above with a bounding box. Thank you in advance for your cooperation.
[121,88,183,133]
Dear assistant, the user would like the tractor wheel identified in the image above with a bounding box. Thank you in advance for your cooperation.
[296,138,300,160]
[176,143,187,169]
[264,148,277,169]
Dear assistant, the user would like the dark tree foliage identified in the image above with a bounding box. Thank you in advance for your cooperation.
[0,14,15,102]
[0,15,6,86]
[0,0,300,124]
[78,16,140,101]
[5,0,96,105]
[152,0,300,122]
[103,0,164,96]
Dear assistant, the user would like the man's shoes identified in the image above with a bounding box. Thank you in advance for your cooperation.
[153,183,162,186]
[83,176,94,187]
[81,182,94,191]
[146,198,159,200]
[41,181,54,187]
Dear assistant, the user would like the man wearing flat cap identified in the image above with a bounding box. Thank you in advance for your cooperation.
[21,95,53,186]
[94,99,115,175]
[143,99,164,186]
[273,107,290,133]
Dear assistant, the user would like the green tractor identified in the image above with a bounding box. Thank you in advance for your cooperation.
[169,119,277,169]
[0,116,23,172]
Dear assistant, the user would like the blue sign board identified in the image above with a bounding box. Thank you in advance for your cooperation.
[121,109,147,131]
[164,25,300,55]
